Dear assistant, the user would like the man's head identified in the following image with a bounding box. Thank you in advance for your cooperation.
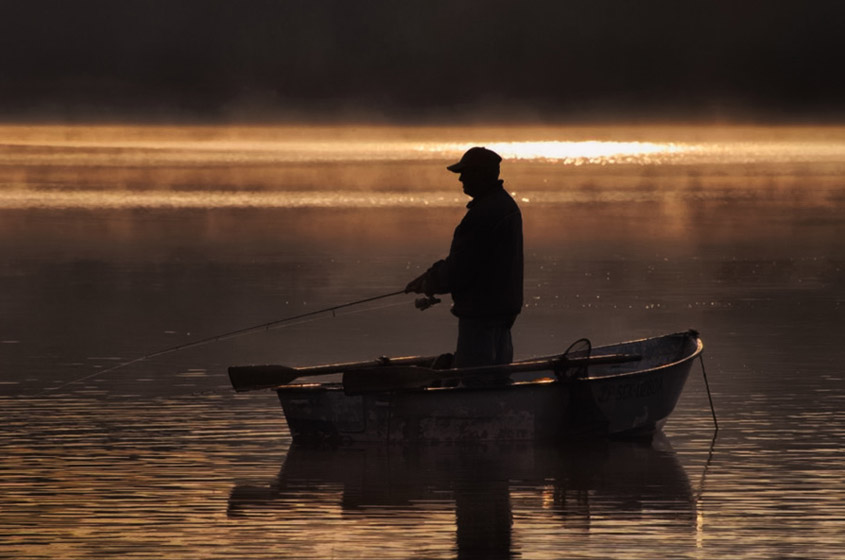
[447,147,502,198]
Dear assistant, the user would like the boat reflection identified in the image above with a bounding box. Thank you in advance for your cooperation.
[229,436,695,558]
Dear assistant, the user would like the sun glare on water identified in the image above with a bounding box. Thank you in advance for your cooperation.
[432,140,690,165]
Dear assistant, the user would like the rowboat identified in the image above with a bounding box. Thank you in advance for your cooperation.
[228,330,703,444]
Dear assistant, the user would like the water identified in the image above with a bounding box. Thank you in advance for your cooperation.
[1,124,844,558]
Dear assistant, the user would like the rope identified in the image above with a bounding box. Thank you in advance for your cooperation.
[698,354,718,431]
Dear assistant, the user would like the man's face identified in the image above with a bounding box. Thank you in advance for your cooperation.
[458,166,489,198]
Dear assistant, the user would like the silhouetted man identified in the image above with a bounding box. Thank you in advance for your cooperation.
[405,147,523,370]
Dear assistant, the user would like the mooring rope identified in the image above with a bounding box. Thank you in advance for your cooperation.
[698,354,718,431]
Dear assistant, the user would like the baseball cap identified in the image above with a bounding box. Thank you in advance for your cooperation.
[446,147,502,173]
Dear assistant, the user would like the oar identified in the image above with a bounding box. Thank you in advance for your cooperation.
[229,354,437,392]
[343,353,642,394]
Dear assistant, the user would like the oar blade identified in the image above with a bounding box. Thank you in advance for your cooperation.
[228,365,302,392]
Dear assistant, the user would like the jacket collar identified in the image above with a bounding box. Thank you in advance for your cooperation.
[466,180,505,207]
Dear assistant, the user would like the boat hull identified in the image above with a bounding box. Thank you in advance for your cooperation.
[276,331,702,444]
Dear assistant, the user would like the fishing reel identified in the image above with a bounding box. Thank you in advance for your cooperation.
[414,295,441,311]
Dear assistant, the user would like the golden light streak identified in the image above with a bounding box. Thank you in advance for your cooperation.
[426,140,691,166]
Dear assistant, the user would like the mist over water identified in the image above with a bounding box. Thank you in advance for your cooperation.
[3,124,844,210]
[1,125,844,558]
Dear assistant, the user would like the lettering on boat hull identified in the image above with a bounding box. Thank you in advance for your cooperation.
[596,377,663,403]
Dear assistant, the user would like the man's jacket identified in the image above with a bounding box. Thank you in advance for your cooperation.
[427,184,523,321]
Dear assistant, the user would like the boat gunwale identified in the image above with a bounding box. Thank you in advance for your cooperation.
[578,334,703,382]
[274,331,702,394]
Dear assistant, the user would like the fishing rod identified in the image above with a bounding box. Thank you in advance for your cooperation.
[46,289,440,393]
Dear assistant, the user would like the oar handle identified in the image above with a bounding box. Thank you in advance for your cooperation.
[431,353,641,378]
[343,353,642,394]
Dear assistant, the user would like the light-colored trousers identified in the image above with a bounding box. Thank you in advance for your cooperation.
[453,316,514,370]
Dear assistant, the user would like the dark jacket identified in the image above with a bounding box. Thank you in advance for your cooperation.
[427,184,523,320]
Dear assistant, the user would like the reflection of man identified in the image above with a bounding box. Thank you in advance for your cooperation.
[405,147,523,369]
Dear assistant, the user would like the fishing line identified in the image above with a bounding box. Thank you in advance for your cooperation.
[178,297,416,399]
[45,289,408,393]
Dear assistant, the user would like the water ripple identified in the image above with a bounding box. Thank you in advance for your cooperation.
[2,389,843,559]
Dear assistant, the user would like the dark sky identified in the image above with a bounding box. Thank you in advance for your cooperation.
[2,0,844,123]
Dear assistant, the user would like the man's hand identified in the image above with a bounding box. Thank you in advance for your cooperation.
[405,271,430,294]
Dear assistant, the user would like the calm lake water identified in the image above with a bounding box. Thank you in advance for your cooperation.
[1,124,844,558]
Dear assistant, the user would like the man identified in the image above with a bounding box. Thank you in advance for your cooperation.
[405,147,524,370]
